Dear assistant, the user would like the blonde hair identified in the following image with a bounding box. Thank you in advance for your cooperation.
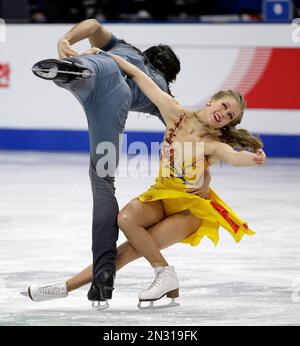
[187,89,263,152]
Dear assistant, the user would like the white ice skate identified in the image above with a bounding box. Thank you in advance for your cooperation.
[137,266,180,310]
[20,281,68,302]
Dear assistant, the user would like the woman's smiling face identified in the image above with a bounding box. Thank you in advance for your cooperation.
[204,97,242,129]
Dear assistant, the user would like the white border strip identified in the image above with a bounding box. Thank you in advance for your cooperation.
[0,18,6,43]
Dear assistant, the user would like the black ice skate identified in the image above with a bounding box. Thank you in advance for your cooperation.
[32,58,94,83]
[87,270,115,310]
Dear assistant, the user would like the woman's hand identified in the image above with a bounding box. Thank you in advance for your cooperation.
[253,149,266,165]
[79,47,102,56]
[187,185,210,199]
[57,38,79,59]
[187,170,211,199]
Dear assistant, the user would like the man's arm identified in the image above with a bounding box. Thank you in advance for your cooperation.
[57,19,112,59]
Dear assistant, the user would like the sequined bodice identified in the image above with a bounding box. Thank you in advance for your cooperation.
[159,113,209,187]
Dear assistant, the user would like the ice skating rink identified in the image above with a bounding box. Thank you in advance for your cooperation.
[0,151,299,326]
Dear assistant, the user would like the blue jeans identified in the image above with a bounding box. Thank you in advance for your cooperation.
[55,53,132,279]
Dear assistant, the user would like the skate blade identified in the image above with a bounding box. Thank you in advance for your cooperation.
[32,67,95,78]
[32,65,59,79]
[92,300,109,310]
[20,290,30,297]
[137,298,180,310]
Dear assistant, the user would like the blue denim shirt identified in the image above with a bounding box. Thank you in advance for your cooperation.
[102,35,168,124]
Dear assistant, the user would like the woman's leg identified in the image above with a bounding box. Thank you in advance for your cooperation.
[116,210,201,270]
[117,198,168,268]
[67,211,201,292]
[66,266,93,292]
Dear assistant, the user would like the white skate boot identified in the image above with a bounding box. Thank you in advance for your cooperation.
[137,266,180,310]
[20,282,68,302]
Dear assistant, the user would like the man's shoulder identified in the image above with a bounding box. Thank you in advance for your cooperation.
[109,39,143,56]
[108,40,169,93]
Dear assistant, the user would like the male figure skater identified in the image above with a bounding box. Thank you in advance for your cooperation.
[29,19,210,309]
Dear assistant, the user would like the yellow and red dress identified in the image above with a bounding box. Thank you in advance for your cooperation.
[137,113,254,247]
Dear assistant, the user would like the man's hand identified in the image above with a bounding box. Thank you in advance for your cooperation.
[187,169,211,199]
[57,38,79,59]
[253,149,266,166]
[79,47,101,56]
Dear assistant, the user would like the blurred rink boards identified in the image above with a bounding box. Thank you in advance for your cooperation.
[0,23,299,157]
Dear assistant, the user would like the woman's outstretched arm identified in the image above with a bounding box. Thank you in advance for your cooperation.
[205,142,266,167]
[105,51,181,126]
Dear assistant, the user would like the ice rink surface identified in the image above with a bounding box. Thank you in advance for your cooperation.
[0,151,299,326]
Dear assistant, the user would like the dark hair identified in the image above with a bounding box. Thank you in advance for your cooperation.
[117,40,180,93]
[143,45,181,85]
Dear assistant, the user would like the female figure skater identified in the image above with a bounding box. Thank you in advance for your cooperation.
[25,48,265,309]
